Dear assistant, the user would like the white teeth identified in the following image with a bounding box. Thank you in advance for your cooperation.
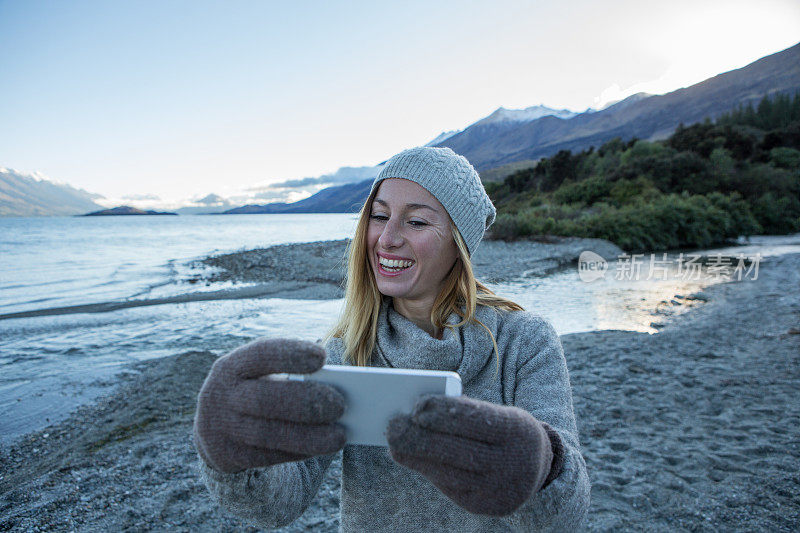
[379,257,414,269]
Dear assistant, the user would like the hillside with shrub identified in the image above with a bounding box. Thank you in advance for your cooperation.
[485,92,800,253]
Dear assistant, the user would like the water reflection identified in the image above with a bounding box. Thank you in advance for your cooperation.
[490,260,709,334]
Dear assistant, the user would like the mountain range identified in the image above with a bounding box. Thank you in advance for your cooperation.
[221,42,800,215]
[435,43,800,171]
[3,42,799,217]
[223,179,374,214]
[0,168,104,216]
[82,206,177,216]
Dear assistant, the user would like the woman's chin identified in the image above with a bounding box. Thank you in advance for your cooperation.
[375,280,411,298]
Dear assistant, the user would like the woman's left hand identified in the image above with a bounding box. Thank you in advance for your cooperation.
[386,395,558,516]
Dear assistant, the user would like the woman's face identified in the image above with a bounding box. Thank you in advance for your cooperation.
[366,178,459,304]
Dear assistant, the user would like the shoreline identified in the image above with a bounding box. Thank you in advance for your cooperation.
[196,236,626,287]
[0,236,624,321]
[2,248,798,530]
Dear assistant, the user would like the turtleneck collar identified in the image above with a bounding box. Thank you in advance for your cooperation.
[374,298,499,385]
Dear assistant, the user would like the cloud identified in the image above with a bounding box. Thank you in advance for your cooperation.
[169,165,381,211]
[252,189,316,204]
[121,193,161,201]
[285,190,313,203]
[268,176,331,188]
[266,165,380,189]
[252,190,292,202]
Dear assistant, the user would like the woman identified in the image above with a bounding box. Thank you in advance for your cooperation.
[193,147,591,531]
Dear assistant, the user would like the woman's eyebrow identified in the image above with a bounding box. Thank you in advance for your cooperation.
[373,198,439,213]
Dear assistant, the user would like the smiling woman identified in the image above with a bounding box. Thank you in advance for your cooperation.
[193,147,591,532]
[367,179,460,336]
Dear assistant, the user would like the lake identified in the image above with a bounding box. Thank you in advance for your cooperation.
[2,214,798,443]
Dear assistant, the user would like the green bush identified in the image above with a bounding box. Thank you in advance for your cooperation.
[485,92,800,251]
[751,192,800,234]
[608,177,660,206]
[769,147,800,169]
[489,192,761,253]
[552,175,611,206]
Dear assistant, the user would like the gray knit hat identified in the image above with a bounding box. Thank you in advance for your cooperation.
[369,146,496,256]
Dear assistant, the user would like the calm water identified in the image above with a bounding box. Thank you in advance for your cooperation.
[0,213,358,315]
[1,214,798,443]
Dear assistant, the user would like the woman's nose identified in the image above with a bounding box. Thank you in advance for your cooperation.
[378,218,404,248]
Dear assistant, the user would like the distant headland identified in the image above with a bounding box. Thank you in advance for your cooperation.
[81,206,178,216]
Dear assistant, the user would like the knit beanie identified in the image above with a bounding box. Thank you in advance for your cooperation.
[369,146,496,256]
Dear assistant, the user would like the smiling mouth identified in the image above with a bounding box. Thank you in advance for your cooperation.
[377,256,415,273]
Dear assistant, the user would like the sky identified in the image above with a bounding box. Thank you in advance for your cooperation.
[1,0,799,209]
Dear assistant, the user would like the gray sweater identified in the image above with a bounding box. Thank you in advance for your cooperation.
[199,301,591,531]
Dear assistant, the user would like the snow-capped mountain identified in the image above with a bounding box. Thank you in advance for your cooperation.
[438,42,800,170]
[424,106,578,150]
[0,168,105,216]
[425,130,461,146]
[472,105,579,127]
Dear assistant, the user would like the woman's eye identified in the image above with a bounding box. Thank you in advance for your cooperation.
[408,220,428,227]
[369,213,389,221]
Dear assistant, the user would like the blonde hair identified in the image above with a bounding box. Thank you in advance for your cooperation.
[325,186,523,371]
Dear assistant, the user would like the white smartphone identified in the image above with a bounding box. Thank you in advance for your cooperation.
[272,365,462,447]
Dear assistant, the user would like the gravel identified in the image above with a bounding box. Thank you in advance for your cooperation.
[3,243,798,532]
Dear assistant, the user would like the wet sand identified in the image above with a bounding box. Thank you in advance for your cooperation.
[1,244,798,531]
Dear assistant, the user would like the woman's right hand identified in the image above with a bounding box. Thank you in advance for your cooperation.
[193,337,346,473]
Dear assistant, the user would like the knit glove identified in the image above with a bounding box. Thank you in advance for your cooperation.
[387,395,563,516]
[193,338,346,473]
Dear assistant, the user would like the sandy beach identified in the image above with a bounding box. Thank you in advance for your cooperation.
[1,239,798,532]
